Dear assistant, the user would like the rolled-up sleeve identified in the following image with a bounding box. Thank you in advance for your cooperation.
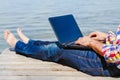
[102,27,120,69]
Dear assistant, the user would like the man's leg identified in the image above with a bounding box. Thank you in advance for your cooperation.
[4,30,62,61]
[15,40,111,76]
[15,39,62,61]
[54,50,111,76]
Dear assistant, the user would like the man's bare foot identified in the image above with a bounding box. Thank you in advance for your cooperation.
[4,30,18,48]
[17,28,29,44]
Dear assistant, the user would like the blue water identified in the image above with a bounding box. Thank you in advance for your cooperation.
[0,0,120,52]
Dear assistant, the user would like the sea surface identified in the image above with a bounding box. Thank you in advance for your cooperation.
[0,0,120,52]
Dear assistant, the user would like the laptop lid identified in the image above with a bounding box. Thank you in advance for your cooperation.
[48,14,83,44]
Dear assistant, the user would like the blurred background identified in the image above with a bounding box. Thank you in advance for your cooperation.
[0,0,120,52]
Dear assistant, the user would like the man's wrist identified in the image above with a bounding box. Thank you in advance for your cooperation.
[88,39,94,47]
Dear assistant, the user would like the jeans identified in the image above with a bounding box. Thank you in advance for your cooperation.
[15,39,110,76]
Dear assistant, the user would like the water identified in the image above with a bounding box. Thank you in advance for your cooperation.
[0,0,120,52]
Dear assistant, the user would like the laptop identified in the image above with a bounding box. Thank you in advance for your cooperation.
[48,14,91,50]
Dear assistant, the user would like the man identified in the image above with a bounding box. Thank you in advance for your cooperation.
[4,27,120,77]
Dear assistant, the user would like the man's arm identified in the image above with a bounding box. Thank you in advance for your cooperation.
[88,40,104,57]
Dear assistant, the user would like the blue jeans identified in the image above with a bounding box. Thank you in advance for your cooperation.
[15,39,110,76]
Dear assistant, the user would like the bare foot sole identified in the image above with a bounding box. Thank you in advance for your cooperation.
[17,28,29,44]
[4,30,18,48]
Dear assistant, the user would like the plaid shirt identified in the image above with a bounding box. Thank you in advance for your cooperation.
[102,27,120,69]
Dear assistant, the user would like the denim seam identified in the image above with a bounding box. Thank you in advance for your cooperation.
[101,67,105,76]
[71,53,101,63]
[82,67,104,76]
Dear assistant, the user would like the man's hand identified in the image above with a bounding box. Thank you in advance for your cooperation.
[75,36,92,46]
[88,31,108,41]
[75,36,105,56]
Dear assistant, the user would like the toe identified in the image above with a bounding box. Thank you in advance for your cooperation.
[4,30,9,40]
[17,27,22,32]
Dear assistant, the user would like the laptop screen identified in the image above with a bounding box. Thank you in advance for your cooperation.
[48,14,83,44]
